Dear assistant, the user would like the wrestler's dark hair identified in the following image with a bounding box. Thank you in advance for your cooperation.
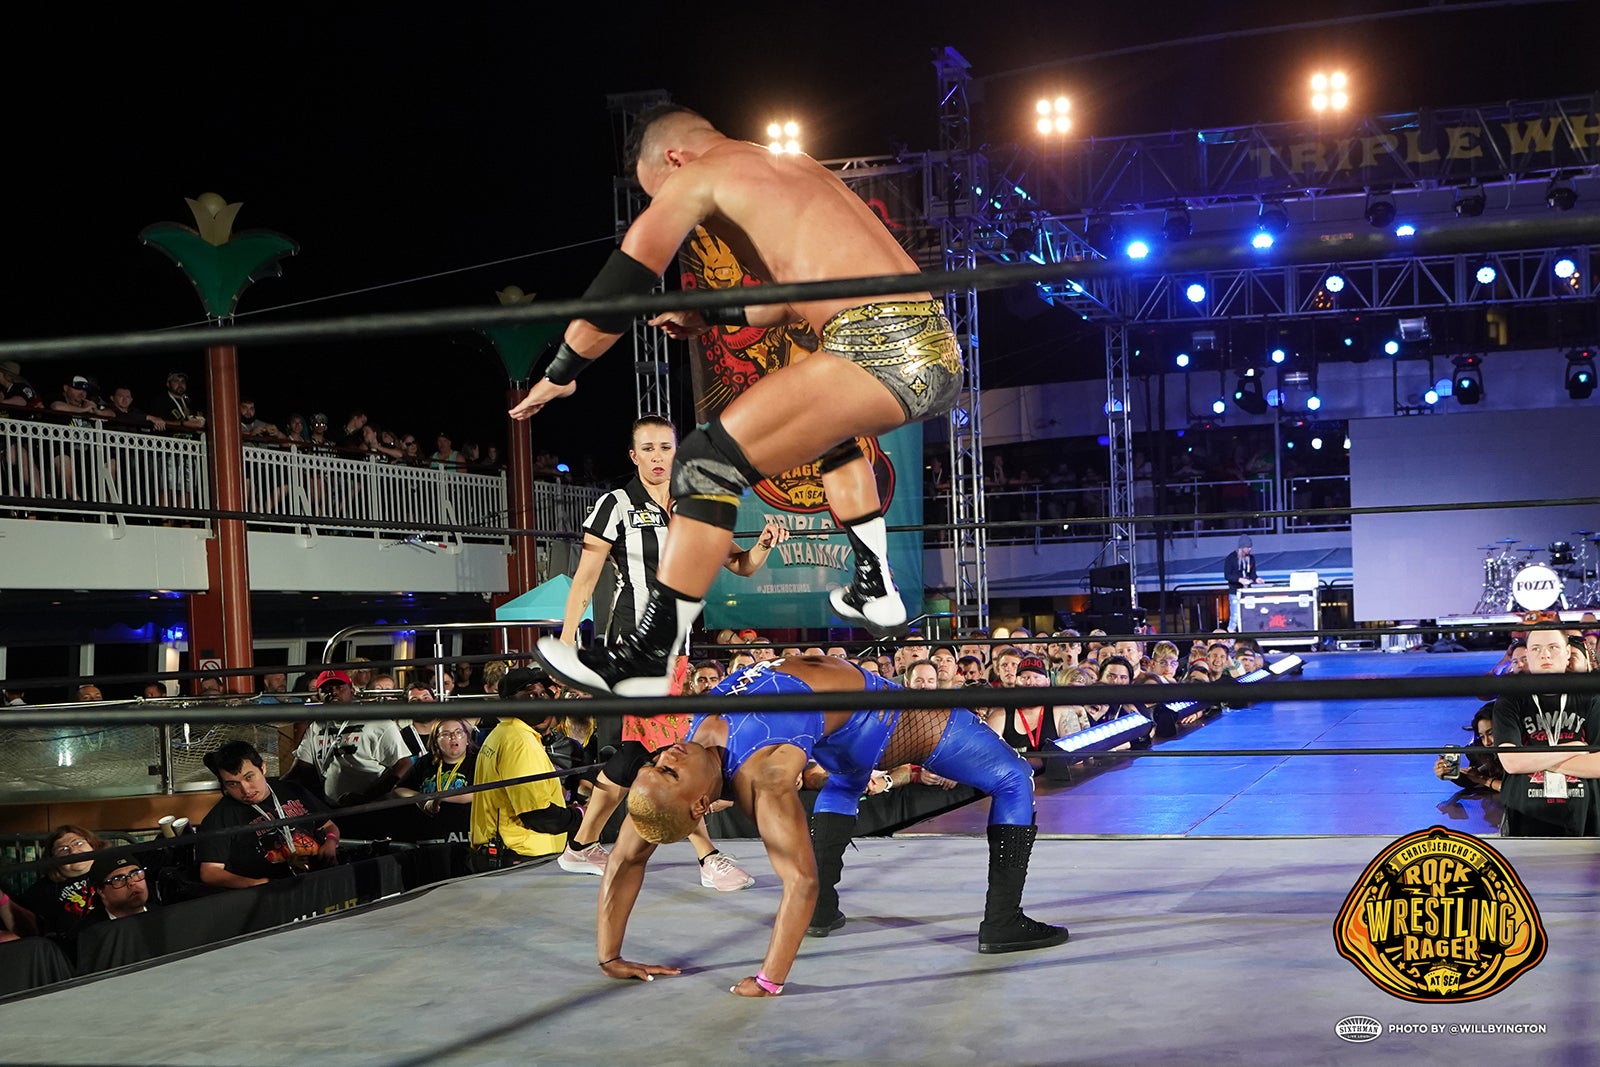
[623,104,709,175]
[631,413,676,440]
[204,739,265,779]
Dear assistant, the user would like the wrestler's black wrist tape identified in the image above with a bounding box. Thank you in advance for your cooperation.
[580,249,660,333]
[543,342,590,386]
[702,304,749,327]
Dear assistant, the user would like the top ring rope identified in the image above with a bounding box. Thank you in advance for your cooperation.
[3,216,1597,361]
[4,672,1600,728]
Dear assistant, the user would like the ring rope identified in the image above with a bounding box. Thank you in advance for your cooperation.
[3,216,1597,360]
[0,760,603,884]
[4,672,1598,729]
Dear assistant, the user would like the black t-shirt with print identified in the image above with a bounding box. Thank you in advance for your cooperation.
[1492,693,1600,836]
[196,778,331,880]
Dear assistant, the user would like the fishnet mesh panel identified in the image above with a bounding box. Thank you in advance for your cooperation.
[0,722,281,798]
[878,709,952,770]
[168,723,284,790]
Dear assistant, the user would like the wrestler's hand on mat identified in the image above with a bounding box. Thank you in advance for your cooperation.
[600,958,681,981]
[509,378,576,420]
[729,976,780,998]
[648,310,712,339]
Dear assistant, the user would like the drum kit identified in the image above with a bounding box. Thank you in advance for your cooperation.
[1473,531,1600,614]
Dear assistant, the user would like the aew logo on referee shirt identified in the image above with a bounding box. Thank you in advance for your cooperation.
[1334,826,1546,1002]
[628,508,667,528]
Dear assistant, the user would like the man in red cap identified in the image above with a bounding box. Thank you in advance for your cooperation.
[282,670,413,814]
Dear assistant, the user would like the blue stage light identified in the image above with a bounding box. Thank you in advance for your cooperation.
[1185,282,1206,303]
[1383,340,1400,356]
[1324,274,1345,293]
[1126,239,1151,259]
[1270,348,1287,364]
[1212,398,1227,415]
[1251,231,1275,250]
[1307,394,1322,411]
[1424,388,1439,405]
[1175,352,1191,368]
[1394,223,1416,237]
[1475,263,1497,285]
[1554,256,1577,280]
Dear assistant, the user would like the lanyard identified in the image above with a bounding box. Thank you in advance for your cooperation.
[432,758,463,795]
[1018,708,1044,749]
[250,790,297,854]
[317,721,353,773]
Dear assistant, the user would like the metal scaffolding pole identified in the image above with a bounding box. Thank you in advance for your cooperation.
[607,91,674,421]
[933,46,989,632]
[1104,322,1136,602]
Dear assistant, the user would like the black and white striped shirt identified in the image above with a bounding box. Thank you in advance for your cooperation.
[582,476,669,640]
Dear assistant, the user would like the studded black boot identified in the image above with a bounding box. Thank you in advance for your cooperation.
[977,822,1070,954]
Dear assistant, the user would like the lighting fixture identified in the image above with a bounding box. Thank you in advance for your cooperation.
[1546,179,1578,211]
[1455,184,1487,218]
[1566,347,1596,400]
[1232,367,1268,415]
[1452,355,1483,405]
[1163,206,1192,242]
[1365,195,1396,229]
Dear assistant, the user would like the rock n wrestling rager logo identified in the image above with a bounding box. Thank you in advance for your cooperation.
[1334,825,1546,1002]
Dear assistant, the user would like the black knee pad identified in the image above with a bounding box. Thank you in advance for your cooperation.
[671,416,763,530]
[818,437,865,475]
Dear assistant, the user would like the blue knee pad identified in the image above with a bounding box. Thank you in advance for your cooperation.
[924,709,1035,826]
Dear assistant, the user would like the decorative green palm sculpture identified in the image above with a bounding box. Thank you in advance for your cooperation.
[140,192,297,320]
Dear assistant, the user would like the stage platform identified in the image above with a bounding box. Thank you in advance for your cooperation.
[4,651,1597,1067]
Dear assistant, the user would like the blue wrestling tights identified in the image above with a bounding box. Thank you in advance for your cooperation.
[924,709,1036,826]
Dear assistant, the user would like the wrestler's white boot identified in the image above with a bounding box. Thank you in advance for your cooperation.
[537,585,700,697]
[829,513,907,636]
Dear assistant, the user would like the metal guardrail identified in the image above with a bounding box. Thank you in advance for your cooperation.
[0,418,603,544]
[0,418,209,525]
[925,475,1330,545]
[240,445,508,542]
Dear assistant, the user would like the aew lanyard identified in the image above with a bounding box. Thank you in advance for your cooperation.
[250,790,298,854]
[316,721,354,774]
[432,759,464,795]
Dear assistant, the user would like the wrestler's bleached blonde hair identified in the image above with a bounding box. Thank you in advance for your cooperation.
[627,789,698,845]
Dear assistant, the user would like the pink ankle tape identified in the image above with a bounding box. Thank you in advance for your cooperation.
[755,970,784,995]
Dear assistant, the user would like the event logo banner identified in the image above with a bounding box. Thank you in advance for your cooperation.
[1333,825,1546,1002]
[680,228,924,631]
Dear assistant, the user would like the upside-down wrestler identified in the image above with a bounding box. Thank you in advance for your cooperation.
[595,656,1068,997]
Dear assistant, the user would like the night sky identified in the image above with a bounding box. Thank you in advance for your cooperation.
[5,1,1591,484]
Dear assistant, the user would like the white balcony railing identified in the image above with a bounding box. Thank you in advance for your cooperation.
[0,417,209,523]
[240,445,508,542]
[0,417,533,544]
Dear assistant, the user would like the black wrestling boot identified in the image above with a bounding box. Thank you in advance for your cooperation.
[805,812,857,936]
[828,514,907,636]
[977,822,1070,954]
[537,585,701,697]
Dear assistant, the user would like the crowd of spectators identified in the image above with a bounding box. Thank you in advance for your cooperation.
[0,361,568,478]
[9,615,1591,979]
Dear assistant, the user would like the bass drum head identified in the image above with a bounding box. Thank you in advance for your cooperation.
[1512,564,1563,612]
